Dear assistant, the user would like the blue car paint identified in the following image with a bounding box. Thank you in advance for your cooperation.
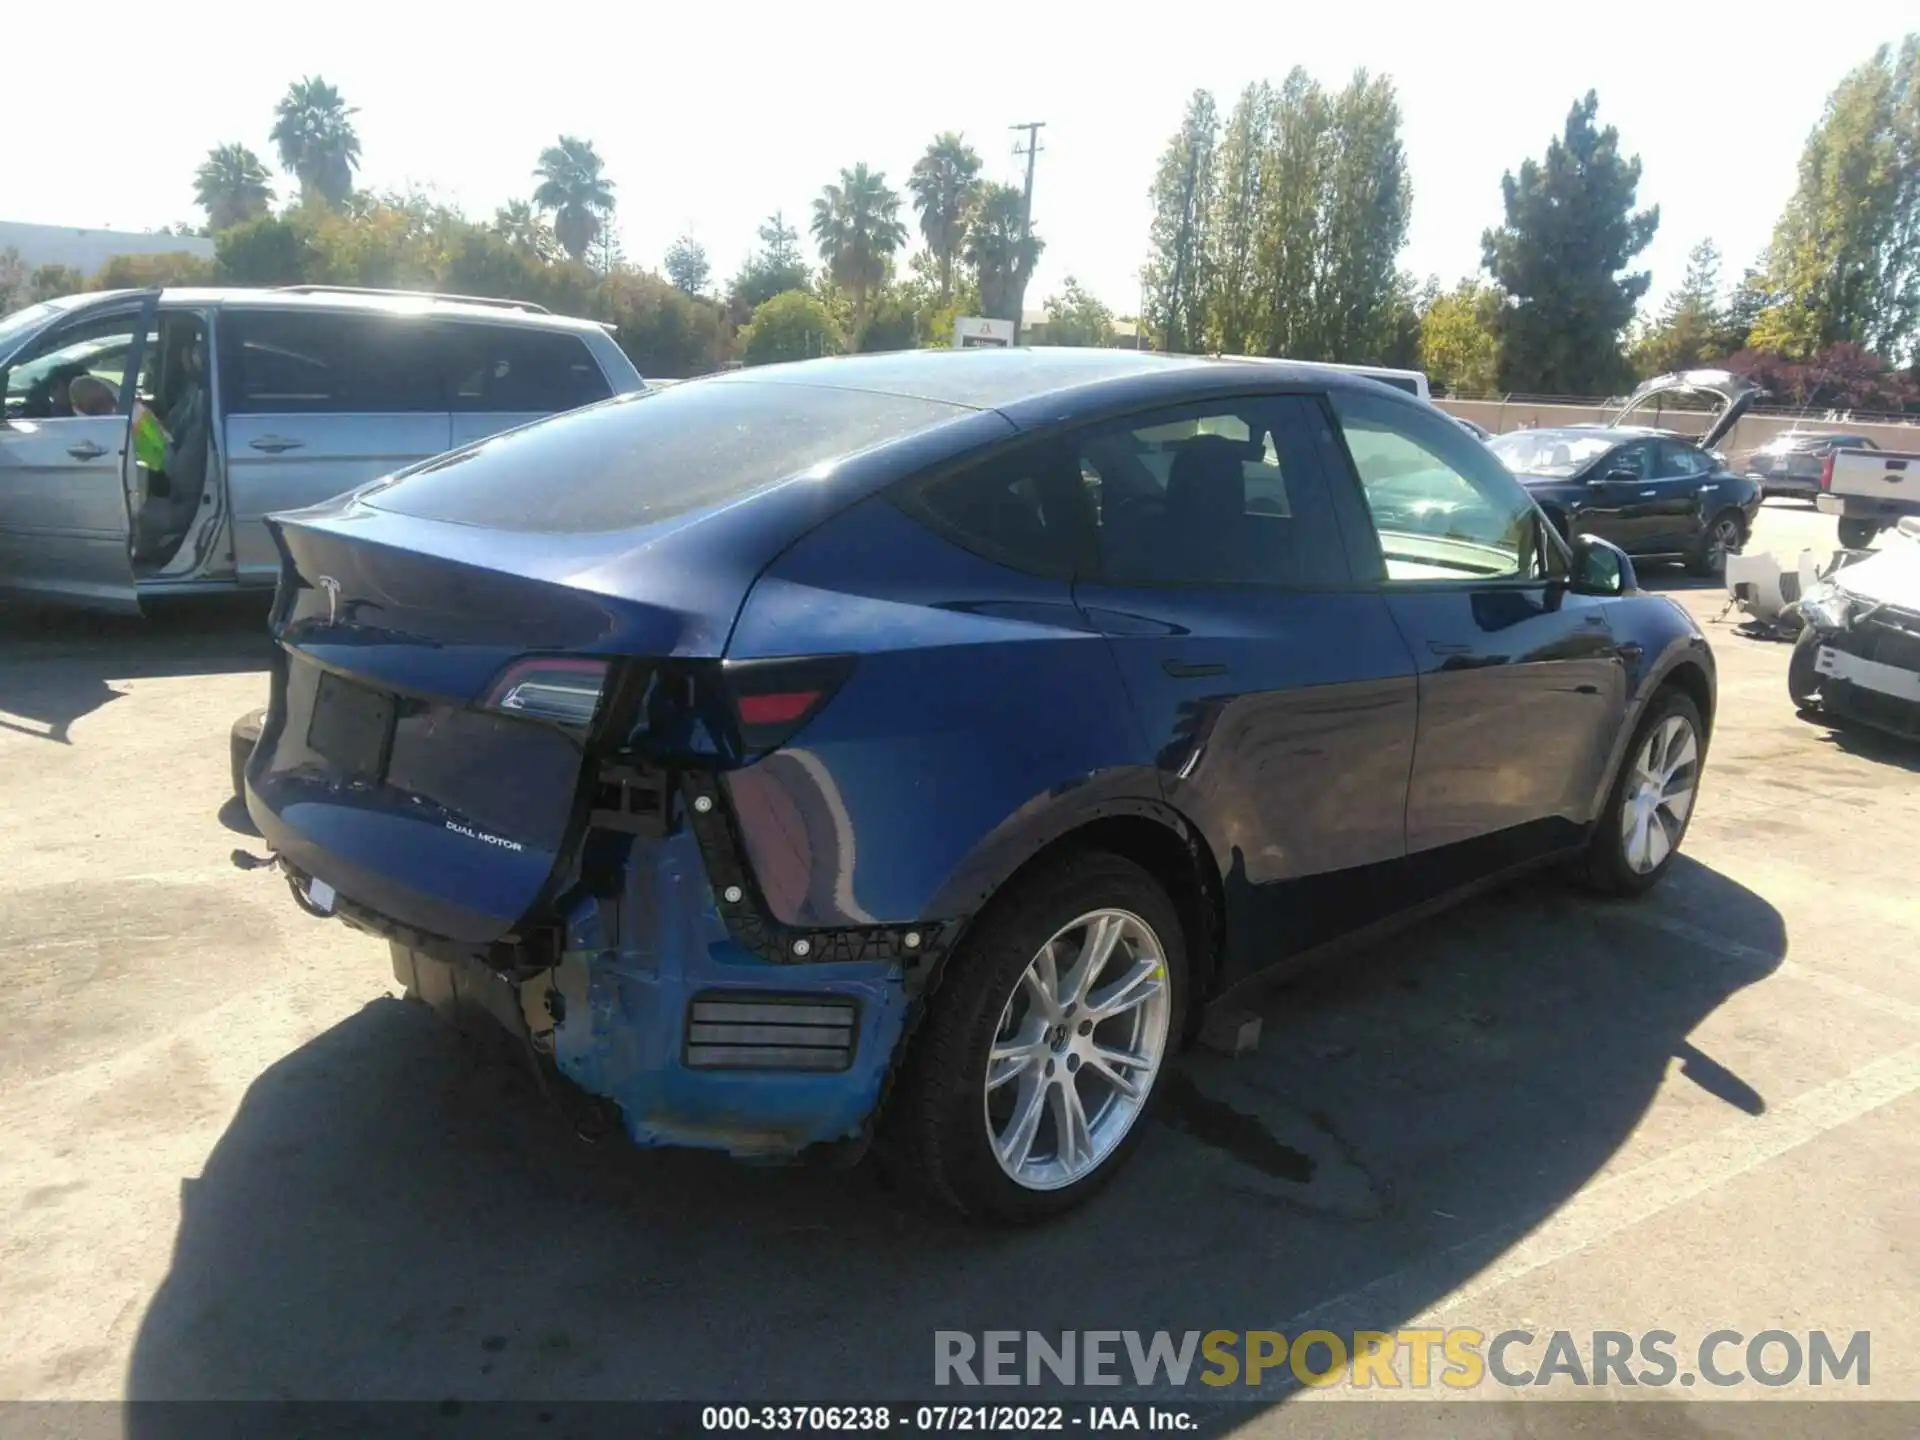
[249,351,1720,1164]
[548,827,907,1155]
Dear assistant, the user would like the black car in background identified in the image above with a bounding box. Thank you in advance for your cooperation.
[1486,370,1765,577]
[1741,430,1880,500]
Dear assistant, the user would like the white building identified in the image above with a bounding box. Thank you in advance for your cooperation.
[0,220,214,273]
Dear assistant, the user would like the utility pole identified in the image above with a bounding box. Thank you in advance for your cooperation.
[1010,121,1046,343]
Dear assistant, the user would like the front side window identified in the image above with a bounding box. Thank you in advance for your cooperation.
[1657,440,1712,477]
[1074,396,1351,587]
[2,311,139,419]
[222,309,444,415]
[440,324,612,414]
[1330,388,1548,582]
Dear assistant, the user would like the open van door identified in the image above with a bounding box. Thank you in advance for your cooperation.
[0,290,158,612]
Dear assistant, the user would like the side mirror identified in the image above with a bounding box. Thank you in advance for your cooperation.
[1570,533,1636,596]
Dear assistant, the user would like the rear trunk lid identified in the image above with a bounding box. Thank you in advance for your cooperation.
[1609,368,1762,453]
[248,505,738,947]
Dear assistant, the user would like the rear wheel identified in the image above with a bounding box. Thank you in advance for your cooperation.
[1838,518,1881,550]
[1689,511,1743,577]
[881,852,1186,1223]
[1578,688,1704,896]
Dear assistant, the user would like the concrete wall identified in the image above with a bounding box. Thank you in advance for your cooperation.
[0,221,214,274]
[1436,395,1920,460]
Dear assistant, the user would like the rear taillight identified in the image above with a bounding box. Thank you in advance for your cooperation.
[484,657,610,728]
[1819,453,1835,492]
[721,655,856,752]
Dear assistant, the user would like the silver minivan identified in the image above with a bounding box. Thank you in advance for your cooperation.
[0,285,644,612]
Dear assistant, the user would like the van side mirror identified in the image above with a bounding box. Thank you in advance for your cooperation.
[1570,533,1636,596]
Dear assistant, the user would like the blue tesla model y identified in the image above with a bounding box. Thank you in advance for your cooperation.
[246,348,1716,1222]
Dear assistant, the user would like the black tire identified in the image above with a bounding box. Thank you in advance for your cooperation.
[1837,518,1881,550]
[230,707,266,803]
[1787,628,1823,710]
[1577,687,1706,897]
[1688,510,1744,577]
[879,851,1188,1223]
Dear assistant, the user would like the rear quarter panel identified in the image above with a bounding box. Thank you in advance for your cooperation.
[724,493,1160,928]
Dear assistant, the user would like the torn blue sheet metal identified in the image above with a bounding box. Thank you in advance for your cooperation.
[547,828,910,1157]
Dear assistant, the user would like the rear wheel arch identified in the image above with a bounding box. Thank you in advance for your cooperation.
[948,809,1225,1020]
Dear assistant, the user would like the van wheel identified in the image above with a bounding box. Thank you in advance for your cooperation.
[230,707,266,804]
[1578,688,1704,897]
[881,852,1186,1223]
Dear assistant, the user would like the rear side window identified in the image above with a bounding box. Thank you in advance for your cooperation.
[439,323,612,413]
[1077,397,1352,587]
[222,309,444,414]
[905,442,1088,575]
[366,378,964,534]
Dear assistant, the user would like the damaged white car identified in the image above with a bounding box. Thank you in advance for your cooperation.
[1788,517,1920,738]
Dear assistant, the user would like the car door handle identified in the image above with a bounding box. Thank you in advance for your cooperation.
[65,440,109,461]
[1428,642,1473,656]
[1161,660,1228,679]
[1639,489,1657,496]
[249,435,305,453]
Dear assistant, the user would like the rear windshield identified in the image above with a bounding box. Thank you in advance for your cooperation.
[364,378,965,533]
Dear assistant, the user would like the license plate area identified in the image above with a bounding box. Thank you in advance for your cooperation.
[307,670,395,779]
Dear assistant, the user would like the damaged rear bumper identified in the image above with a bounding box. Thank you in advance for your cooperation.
[379,825,918,1161]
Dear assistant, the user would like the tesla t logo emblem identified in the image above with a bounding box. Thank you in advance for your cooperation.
[318,575,341,625]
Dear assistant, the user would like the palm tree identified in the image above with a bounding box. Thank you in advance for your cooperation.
[907,133,982,304]
[269,76,361,208]
[810,163,908,335]
[964,183,1044,325]
[492,199,556,262]
[193,143,275,231]
[532,137,616,262]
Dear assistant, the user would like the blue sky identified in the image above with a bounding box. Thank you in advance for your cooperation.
[13,2,1914,316]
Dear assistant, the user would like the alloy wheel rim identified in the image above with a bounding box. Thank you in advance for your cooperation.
[1621,714,1699,874]
[1707,518,1739,569]
[984,908,1172,1191]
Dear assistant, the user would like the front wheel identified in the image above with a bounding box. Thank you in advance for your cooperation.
[1837,518,1881,550]
[880,852,1186,1223]
[1578,688,1705,896]
[1689,511,1744,577]
[1787,627,1824,710]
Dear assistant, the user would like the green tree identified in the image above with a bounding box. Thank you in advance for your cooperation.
[194,143,275,231]
[1141,89,1218,353]
[1631,238,1731,377]
[1042,277,1114,346]
[1753,36,1920,361]
[1483,90,1659,394]
[664,235,711,295]
[810,163,908,335]
[215,214,313,285]
[897,248,980,348]
[491,200,556,262]
[533,136,617,262]
[92,252,218,289]
[962,183,1043,326]
[1204,82,1274,354]
[27,264,85,303]
[0,247,25,312]
[907,132,983,304]
[1420,278,1502,395]
[1722,259,1775,354]
[270,77,361,208]
[739,289,843,365]
[729,211,812,315]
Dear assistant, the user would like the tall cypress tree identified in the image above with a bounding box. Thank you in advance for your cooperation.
[1482,91,1659,394]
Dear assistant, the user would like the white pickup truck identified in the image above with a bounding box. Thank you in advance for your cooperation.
[1816,444,1919,548]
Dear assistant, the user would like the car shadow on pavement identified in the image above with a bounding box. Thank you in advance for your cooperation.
[0,598,270,744]
[124,857,1783,1419]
